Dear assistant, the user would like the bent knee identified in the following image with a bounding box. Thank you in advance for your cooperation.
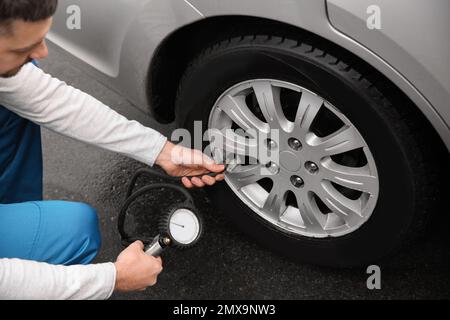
[64,202,101,263]
[35,201,102,264]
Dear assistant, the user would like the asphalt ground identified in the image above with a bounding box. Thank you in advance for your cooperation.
[39,48,450,300]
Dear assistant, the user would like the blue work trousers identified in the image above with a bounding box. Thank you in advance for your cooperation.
[0,104,101,265]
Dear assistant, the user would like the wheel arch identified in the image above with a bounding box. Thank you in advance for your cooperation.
[147,15,449,155]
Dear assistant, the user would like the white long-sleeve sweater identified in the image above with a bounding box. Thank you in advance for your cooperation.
[0,63,168,300]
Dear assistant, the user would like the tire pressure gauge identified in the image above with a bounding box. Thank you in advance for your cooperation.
[144,205,203,257]
[117,167,221,257]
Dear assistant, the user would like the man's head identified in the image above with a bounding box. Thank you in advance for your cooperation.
[0,0,58,77]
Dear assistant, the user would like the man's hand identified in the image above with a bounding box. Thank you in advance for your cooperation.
[155,141,225,188]
[114,241,163,292]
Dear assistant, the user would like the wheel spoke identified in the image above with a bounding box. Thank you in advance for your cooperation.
[219,94,269,135]
[293,90,323,135]
[311,126,365,156]
[262,183,288,219]
[316,181,364,226]
[252,82,290,131]
[321,159,378,195]
[209,128,259,160]
[294,190,327,231]
[227,164,264,189]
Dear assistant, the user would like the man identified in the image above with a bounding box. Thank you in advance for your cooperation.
[0,0,224,299]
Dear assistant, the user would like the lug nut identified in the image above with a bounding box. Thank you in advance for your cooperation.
[290,175,304,188]
[266,139,278,150]
[288,138,302,151]
[265,162,280,175]
[305,161,319,174]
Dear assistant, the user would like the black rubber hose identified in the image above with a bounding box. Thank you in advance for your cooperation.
[118,169,196,246]
[119,165,227,246]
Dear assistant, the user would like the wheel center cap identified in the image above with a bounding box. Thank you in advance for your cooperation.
[279,151,301,172]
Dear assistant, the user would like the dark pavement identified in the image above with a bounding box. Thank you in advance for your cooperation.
[39,49,450,300]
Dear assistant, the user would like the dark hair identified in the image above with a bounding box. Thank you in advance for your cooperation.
[0,0,58,35]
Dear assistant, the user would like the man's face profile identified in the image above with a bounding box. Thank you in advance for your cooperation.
[0,18,52,77]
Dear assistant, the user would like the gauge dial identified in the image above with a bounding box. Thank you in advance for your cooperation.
[168,208,201,245]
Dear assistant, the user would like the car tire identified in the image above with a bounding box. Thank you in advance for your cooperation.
[174,33,441,267]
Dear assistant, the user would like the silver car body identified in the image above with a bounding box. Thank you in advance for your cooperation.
[47,0,450,151]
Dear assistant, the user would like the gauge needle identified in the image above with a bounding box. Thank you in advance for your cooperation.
[171,222,185,228]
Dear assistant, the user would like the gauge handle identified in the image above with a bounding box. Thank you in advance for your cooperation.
[144,235,167,256]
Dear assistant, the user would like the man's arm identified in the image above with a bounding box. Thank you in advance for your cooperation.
[0,241,163,300]
[0,258,116,300]
[0,63,167,166]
